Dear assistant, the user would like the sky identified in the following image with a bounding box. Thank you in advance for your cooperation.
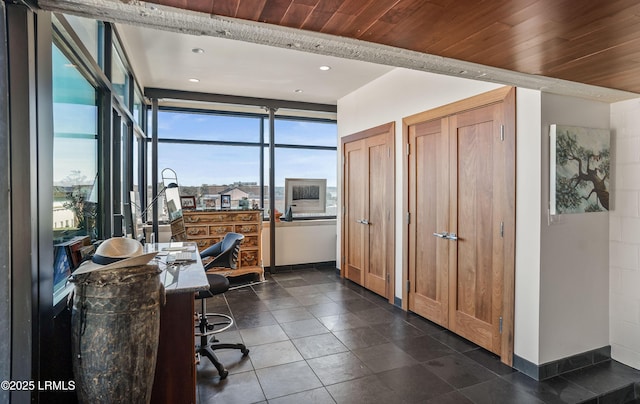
[156,111,337,187]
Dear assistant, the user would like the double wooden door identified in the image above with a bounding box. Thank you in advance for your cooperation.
[342,123,394,301]
[407,88,515,363]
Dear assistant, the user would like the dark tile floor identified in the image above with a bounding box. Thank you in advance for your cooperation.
[196,267,640,404]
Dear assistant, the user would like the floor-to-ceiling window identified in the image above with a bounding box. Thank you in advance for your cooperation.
[51,41,99,303]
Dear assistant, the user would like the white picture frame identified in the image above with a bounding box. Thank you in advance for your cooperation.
[284,178,326,214]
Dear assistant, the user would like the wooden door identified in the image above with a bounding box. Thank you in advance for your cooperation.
[448,102,506,355]
[408,118,450,327]
[405,87,515,362]
[342,123,395,301]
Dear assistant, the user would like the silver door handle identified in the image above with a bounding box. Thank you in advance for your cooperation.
[361,219,370,225]
[446,233,458,241]
[432,232,449,238]
[355,219,363,224]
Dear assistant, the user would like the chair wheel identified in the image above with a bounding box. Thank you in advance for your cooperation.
[219,369,229,379]
[242,348,250,357]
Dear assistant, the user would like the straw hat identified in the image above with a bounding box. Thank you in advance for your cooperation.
[72,238,158,275]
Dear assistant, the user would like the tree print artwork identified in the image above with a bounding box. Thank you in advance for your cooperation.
[550,125,610,214]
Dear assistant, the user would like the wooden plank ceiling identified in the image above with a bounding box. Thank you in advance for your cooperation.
[146,0,640,94]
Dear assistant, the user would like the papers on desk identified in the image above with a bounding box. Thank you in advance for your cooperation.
[162,243,196,252]
[161,244,198,263]
[166,251,198,264]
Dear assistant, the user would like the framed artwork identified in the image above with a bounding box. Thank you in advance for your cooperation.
[221,194,231,209]
[203,197,216,209]
[284,178,327,214]
[180,195,196,210]
[550,124,610,214]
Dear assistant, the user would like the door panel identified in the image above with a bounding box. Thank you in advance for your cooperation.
[366,139,388,296]
[344,141,365,285]
[449,103,504,355]
[408,118,449,327]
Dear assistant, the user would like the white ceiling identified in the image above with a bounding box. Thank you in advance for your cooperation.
[116,23,395,106]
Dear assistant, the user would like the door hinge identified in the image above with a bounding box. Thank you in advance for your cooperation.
[406,212,411,224]
[500,125,505,141]
[406,143,410,155]
[499,316,503,334]
[500,221,504,238]
[406,279,410,290]
[388,147,391,158]
[387,273,390,283]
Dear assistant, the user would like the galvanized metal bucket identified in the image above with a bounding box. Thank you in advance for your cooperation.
[70,264,163,404]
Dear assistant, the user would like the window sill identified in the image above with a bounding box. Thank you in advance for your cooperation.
[263,218,336,227]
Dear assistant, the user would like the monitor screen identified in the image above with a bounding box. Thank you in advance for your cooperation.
[53,244,72,295]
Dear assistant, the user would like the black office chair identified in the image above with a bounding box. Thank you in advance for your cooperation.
[195,233,248,379]
[200,232,245,270]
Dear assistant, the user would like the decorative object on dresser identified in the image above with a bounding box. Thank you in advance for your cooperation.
[180,195,196,210]
[220,194,231,209]
[179,209,264,281]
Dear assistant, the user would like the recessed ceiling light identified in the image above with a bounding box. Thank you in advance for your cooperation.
[294,89,304,93]
[188,78,200,83]
[319,65,331,71]
[192,48,204,54]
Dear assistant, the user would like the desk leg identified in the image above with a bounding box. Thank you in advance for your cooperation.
[151,293,196,404]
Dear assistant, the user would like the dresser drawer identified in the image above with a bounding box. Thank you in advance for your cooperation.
[236,223,259,234]
[193,238,219,249]
[242,235,259,247]
[233,212,261,222]
[240,250,259,267]
[183,213,230,224]
[185,226,208,237]
[209,224,234,236]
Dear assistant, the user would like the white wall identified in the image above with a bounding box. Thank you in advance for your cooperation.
[337,67,502,297]
[610,98,640,369]
[337,68,619,367]
[539,93,611,364]
[262,220,337,266]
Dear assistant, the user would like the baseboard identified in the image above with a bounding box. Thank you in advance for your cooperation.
[267,261,337,272]
[513,346,611,381]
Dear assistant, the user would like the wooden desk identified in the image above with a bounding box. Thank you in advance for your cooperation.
[148,243,209,404]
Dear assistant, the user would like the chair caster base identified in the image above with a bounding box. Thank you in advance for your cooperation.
[242,348,250,357]
[219,369,229,379]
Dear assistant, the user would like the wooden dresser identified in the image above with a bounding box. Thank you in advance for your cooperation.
[180,209,264,281]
